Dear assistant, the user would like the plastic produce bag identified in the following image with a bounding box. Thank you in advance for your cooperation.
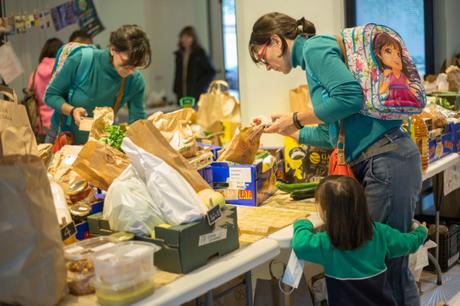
[122,138,207,225]
[104,165,165,236]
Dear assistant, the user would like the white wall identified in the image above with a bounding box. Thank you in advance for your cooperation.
[434,0,460,72]
[235,0,344,146]
[3,0,214,103]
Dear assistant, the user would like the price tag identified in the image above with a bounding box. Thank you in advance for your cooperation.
[206,205,222,226]
[61,222,77,241]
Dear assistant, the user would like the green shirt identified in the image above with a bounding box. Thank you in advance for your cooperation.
[292,35,402,162]
[292,219,427,279]
[45,48,146,144]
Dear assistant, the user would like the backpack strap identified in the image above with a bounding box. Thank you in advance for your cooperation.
[335,35,348,66]
[113,78,126,116]
[29,69,37,92]
[68,47,94,103]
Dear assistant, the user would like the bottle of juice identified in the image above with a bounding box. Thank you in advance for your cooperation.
[409,115,429,171]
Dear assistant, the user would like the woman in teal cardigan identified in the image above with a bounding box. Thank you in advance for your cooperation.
[249,13,422,306]
[45,24,151,144]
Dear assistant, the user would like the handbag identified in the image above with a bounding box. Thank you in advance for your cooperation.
[51,78,126,153]
[254,260,313,306]
[328,122,355,178]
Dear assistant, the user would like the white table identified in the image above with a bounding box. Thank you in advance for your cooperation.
[62,238,280,306]
[422,153,460,181]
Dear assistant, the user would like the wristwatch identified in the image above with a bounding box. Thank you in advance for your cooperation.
[293,112,304,130]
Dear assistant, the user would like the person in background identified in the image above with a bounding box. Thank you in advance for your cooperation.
[45,25,151,145]
[28,38,63,142]
[293,175,427,306]
[249,12,422,306]
[69,29,93,44]
[173,26,216,104]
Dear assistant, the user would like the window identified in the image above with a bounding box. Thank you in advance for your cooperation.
[222,0,239,97]
[345,0,434,76]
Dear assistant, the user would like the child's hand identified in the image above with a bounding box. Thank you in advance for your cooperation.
[307,213,324,228]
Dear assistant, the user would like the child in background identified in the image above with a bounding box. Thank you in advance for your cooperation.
[292,176,427,306]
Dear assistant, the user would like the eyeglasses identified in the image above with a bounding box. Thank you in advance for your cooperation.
[257,41,270,66]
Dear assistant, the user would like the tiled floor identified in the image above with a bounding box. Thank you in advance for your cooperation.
[421,264,460,306]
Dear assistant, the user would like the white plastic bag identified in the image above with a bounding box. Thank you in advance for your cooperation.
[409,239,437,282]
[122,138,207,225]
[104,165,165,236]
[48,174,72,226]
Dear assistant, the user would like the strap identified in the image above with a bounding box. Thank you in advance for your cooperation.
[335,35,348,66]
[29,69,38,91]
[113,78,126,115]
[68,46,94,103]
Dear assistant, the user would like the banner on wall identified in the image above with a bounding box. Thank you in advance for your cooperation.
[72,0,104,37]
[51,1,77,31]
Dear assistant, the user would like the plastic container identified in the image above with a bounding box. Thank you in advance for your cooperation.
[91,241,159,285]
[91,241,160,306]
[410,115,429,171]
[64,237,117,295]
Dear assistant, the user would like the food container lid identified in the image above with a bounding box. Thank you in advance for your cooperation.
[91,241,160,267]
[64,236,116,261]
[70,202,91,217]
[108,231,135,242]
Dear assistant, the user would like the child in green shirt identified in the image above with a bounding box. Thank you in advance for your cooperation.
[292,176,427,306]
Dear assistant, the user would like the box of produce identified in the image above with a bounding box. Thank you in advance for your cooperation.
[210,160,277,206]
[87,206,239,274]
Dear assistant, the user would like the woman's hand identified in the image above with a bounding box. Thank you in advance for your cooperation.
[264,113,298,136]
[72,107,88,126]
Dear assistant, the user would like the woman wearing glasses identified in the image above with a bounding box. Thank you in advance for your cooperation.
[249,12,422,306]
[45,24,151,144]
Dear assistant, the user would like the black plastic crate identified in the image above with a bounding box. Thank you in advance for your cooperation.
[427,224,460,272]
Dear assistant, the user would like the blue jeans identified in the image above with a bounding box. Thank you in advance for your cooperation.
[352,128,422,306]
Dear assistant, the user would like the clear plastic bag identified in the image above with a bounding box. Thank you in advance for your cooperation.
[104,165,165,236]
[122,138,206,225]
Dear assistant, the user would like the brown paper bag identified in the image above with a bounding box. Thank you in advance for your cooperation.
[289,85,313,113]
[218,126,264,164]
[88,106,115,140]
[149,108,198,158]
[0,87,66,306]
[127,120,210,192]
[72,140,130,190]
[446,65,460,92]
[0,85,39,157]
[197,80,241,133]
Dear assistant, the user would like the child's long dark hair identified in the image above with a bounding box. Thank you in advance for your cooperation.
[315,176,373,250]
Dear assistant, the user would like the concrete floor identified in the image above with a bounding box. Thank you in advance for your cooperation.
[421,263,460,306]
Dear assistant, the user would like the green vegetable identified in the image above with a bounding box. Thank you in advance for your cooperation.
[101,125,126,151]
[275,181,319,193]
[290,187,316,200]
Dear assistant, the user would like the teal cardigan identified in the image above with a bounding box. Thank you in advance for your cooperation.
[292,35,402,162]
[45,48,146,144]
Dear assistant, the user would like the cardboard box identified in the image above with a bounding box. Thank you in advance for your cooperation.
[284,137,331,183]
[211,161,276,206]
[87,207,239,274]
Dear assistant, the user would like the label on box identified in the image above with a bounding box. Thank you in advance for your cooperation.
[229,168,252,183]
[219,189,239,200]
[227,179,246,189]
[91,242,115,253]
[198,229,227,247]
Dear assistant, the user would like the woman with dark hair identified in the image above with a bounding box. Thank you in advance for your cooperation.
[45,24,151,144]
[293,175,427,306]
[173,26,215,103]
[249,12,422,306]
[69,29,93,44]
[28,37,63,141]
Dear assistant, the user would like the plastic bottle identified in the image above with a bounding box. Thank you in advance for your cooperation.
[409,115,429,171]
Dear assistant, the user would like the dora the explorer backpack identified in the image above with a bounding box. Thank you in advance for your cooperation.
[338,23,426,120]
[47,42,94,152]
